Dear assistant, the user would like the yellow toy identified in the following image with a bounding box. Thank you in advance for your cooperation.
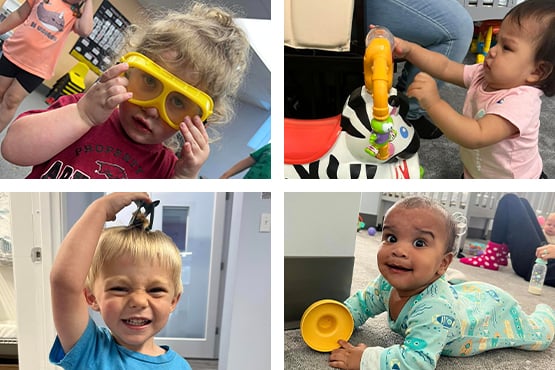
[363,27,397,160]
[473,21,501,64]
[120,52,214,129]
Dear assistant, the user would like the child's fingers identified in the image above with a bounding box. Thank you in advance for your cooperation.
[180,116,209,151]
[99,63,129,82]
[337,340,354,349]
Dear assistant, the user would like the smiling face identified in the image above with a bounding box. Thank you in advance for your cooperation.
[85,255,180,355]
[119,50,203,144]
[377,205,453,298]
[483,17,543,91]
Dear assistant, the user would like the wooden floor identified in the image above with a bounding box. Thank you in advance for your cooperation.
[188,359,218,370]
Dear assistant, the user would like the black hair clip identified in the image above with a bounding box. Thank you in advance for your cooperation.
[51,0,84,18]
[128,200,160,231]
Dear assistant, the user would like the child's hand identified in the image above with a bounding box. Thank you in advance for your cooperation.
[93,192,151,222]
[77,63,133,127]
[328,340,367,370]
[406,72,441,111]
[174,116,210,178]
[368,25,411,60]
[392,36,413,60]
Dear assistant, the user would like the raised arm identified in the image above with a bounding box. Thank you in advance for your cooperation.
[73,0,94,37]
[1,63,132,166]
[0,1,31,35]
[393,38,465,88]
[50,192,151,353]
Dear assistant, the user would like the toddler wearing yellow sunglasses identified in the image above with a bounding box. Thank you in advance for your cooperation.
[2,2,250,179]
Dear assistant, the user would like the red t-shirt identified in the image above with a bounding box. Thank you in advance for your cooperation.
[25,94,177,179]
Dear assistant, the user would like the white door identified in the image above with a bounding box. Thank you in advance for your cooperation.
[62,192,225,359]
[8,192,62,370]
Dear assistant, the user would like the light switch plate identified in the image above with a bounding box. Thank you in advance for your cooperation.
[260,213,271,232]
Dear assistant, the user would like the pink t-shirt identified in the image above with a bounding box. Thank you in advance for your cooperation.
[461,64,543,179]
[2,0,78,79]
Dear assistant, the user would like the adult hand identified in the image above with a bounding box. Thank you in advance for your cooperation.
[77,63,132,127]
[329,340,366,370]
[536,244,555,261]
[174,116,210,178]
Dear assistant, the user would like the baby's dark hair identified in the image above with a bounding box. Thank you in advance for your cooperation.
[505,0,555,96]
[387,196,457,254]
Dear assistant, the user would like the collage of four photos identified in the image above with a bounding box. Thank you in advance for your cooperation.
[0,1,554,370]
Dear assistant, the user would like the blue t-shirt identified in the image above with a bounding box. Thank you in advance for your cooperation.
[49,318,192,369]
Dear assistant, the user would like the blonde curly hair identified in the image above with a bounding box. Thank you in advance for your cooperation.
[121,2,251,150]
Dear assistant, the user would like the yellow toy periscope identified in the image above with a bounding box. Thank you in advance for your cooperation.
[284,26,421,179]
[363,27,396,160]
[364,27,393,121]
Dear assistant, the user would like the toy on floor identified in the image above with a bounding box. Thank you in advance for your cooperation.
[300,299,354,352]
[357,215,366,231]
[284,27,421,179]
[467,241,486,256]
[368,226,377,236]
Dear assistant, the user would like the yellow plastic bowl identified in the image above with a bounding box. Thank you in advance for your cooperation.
[300,299,354,352]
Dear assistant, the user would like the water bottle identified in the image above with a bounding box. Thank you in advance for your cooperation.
[528,258,548,295]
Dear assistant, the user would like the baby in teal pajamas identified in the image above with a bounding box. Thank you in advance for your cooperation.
[329,196,555,370]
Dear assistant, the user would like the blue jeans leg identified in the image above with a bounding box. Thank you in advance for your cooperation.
[365,0,474,120]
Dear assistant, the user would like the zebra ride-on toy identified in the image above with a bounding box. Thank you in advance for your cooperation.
[284,27,422,179]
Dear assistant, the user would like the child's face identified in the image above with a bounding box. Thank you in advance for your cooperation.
[484,18,542,90]
[85,255,180,355]
[377,206,453,297]
[119,50,203,145]
[544,214,555,236]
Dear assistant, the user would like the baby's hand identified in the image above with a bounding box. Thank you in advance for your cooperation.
[407,72,441,111]
[174,116,210,178]
[328,340,367,370]
[392,36,412,60]
[93,192,151,222]
[77,63,133,127]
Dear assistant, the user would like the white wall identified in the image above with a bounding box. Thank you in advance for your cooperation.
[284,193,361,257]
[359,193,381,215]
[219,192,271,370]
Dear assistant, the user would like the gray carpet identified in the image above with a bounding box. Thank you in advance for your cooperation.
[284,231,555,369]
[407,55,555,179]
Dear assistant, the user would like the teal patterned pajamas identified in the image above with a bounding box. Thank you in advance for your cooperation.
[345,275,555,369]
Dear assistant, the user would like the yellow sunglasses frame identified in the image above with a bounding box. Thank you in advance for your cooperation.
[120,52,214,129]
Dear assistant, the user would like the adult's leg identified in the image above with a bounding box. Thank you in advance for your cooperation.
[0,76,30,133]
[365,0,474,134]
[489,194,546,281]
